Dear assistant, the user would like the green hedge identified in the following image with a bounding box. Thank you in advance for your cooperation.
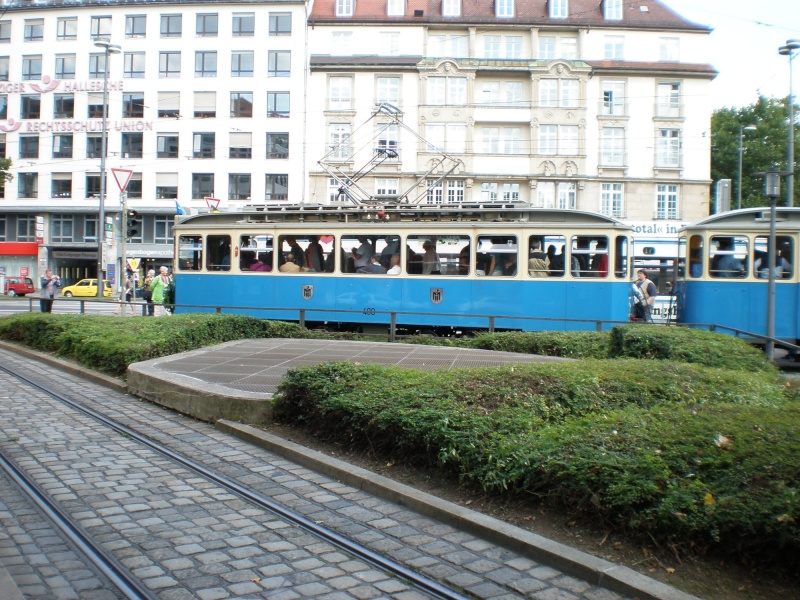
[0,313,352,376]
[274,360,798,569]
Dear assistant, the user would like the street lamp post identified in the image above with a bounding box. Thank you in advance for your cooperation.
[737,124,757,210]
[778,40,800,208]
[93,40,121,299]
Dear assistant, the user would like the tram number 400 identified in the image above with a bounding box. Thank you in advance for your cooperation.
[362,307,377,315]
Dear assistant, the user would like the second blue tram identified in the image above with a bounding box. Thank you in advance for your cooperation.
[676,207,799,343]
[171,205,633,333]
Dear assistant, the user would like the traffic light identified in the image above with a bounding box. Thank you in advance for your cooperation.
[126,209,140,239]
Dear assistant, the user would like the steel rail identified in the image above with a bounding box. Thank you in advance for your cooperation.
[0,362,470,600]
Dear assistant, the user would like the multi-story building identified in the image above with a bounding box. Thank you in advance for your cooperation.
[0,0,716,288]
[0,0,307,284]
[306,0,716,237]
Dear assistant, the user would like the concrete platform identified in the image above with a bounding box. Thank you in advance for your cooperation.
[127,338,569,424]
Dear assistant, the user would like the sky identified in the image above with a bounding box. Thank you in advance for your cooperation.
[660,0,800,110]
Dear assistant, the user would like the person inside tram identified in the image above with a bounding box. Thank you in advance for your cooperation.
[357,255,388,274]
[755,249,790,279]
[305,236,325,272]
[285,236,305,269]
[457,246,470,275]
[528,242,549,277]
[387,254,401,275]
[352,236,373,270]
[590,239,609,277]
[710,238,744,277]
[501,252,517,276]
[574,238,591,276]
[279,252,302,273]
[547,245,564,276]
[422,240,441,275]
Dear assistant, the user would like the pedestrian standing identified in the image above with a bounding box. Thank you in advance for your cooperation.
[635,269,657,322]
[150,266,172,317]
[39,270,61,313]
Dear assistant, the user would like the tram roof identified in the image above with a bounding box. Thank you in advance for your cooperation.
[175,204,631,229]
[680,207,800,233]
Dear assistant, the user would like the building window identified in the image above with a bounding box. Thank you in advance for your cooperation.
[19,135,38,159]
[193,133,215,158]
[121,132,143,158]
[269,13,292,36]
[0,57,8,81]
[53,134,73,159]
[550,0,568,19]
[194,91,216,118]
[196,14,218,37]
[55,54,76,79]
[379,32,400,56]
[656,82,681,117]
[51,215,74,242]
[154,215,174,244]
[537,181,575,209]
[157,134,179,158]
[126,15,146,38]
[229,132,252,159]
[442,0,461,17]
[83,217,98,242]
[91,16,112,40]
[228,174,251,200]
[18,173,38,198]
[156,173,178,199]
[484,35,500,59]
[387,0,404,16]
[127,174,142,199]
[329,76,352,110]
[496,0,514,18]
[266,133,289,159]
[375,178,398,197]
[57,17,77,40]
[539,79,557,107]
[332,31,353,55]
[230,92,253,118]
[86,133,106,158]
[88,54,107,79]
[195,51,217,77]
[192,173,214,199]
[24,19,44,42]
[659,37,679,61]
[538,125,556,155]
[481,182,498,202]
[267,92,290,118]
[425,123,466,153]
[335,0,354,17]
[601,183,624,217]
[376,77,400,104]
[561,79,579,107]
[503,183,521,203]
[161,15,182,38]
[51,175,72,199]
[159,52,181,78]
[601,127,625,166]
[0,95,5,120]
[601,81,625,115]
[505,36,522,58]
[427,76,467,105]
[268,51,290,77]
[560,125,579,155]
[20,94,40,119]
[158,92,180,118]
[22,55,42,80]
[124,53,145,78]
[87,93,103,118]
[122,93,144,118]
[428,34,468,57]
[376,123,399,159]
[426,179,463,204]
[233,13,255,37]
[656,129,681,167]
[656,184,679,219]
[329,123,352,160]
[265,175,288,201]
[231,52,254,77]
[16,215,36,241]
[539,36,578,60]
[604,0,622,20]
[604,35,624,60]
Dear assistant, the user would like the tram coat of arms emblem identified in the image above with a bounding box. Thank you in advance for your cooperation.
[302,285,313,300]
[430,288,443,304]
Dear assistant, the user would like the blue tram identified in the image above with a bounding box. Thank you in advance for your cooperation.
[171,204,633,333]
[676,207,799,342]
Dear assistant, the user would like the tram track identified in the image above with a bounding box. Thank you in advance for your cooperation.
[0,358,473,600]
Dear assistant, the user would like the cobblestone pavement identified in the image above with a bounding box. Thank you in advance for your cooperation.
[0,348,633,600]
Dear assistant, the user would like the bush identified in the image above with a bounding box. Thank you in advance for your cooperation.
[273,360,797,569]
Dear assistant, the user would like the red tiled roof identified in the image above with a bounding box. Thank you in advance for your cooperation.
[310,0,710,31]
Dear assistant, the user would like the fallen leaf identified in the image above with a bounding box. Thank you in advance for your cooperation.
[704,493,716,506]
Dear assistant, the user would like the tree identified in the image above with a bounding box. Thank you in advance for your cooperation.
[711,96,798,210]
[0,157,11,197]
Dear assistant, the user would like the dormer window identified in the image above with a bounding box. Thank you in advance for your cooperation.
[549,0,568,19]
[387,0,404,17]
[442,0,460,17]
[336,0,354,17]
[604,0,622,20]
[496,0,514,18]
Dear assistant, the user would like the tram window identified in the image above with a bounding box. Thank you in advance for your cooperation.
[677,237,686,278]
[754,236,793,280]
[407,235,470,276]
[614,235,628,278]
[477,235,517,277]
[688,235,703,277]
[709,235,747,278]
[277,234,336,273]
[571,236,609,278]
[239,234,274,273]
[207,235,231,271]
[178,235,203,271]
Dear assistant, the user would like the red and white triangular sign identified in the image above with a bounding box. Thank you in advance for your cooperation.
[111,168,134,193]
